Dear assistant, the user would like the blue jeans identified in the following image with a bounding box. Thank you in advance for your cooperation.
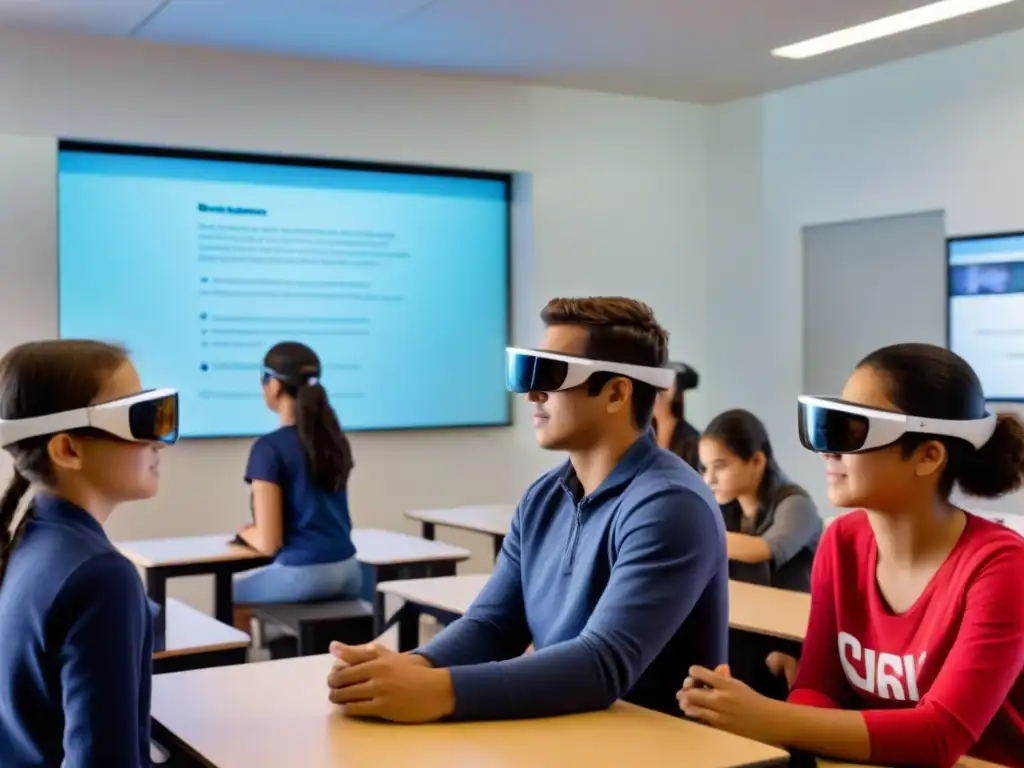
[233,556,362,604]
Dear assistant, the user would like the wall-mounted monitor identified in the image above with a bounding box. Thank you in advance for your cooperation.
[947,231,1024,402]
[58,141,511,437]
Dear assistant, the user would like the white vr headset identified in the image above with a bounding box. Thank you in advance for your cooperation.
[797,395,996,454]
[505,347,675,393]
[0,388,179,448]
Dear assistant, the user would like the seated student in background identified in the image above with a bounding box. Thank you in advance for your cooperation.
[679,343,1024,768]
[233,342,361,629]
[0,340,179,767]
[327,297,728,723]
[699,408,821,592]
[652,361,702,471]
[698,408,821,699]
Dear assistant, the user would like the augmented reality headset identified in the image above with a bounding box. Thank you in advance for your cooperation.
[505,347,675,393]
[797,395,996,454]
[0,388,179,448]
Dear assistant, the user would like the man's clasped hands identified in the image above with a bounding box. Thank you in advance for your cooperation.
[327,639,797,740]
[325,641,457,723]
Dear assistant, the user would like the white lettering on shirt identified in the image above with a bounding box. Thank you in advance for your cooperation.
[838,631,927,701]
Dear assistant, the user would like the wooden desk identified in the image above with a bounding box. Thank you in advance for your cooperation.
[118,529,470,629]
[405,504,514,559]
[378,575,811,651]
[351,529,470,640]
[152,654,789,768]
[728,580,810,642]
[153,598,251,674]
[117,534,271,624]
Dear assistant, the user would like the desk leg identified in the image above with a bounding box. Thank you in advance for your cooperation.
[493,534,505,561]
[421,522,435,540]
[145,570,167,637]
[396,602,421,652]
[214,571,234,625]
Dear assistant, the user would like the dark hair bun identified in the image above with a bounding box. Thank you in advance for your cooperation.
[956,412,1024,498]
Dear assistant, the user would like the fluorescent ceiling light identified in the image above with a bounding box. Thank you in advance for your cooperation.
[772,0,1018,59]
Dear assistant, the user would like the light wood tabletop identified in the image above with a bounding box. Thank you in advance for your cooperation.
[379,575,811,642]
[117,534,267,569]
[154,598,251,660]
[152,654,789,768]
[378,573,490,614]
[727,580,810,642]
[351,528,470,566]
[405,504,514,537]
[117,528,470,569]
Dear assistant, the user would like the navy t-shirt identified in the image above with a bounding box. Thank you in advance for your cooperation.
[0,494,152,767]
[245,425,357,566]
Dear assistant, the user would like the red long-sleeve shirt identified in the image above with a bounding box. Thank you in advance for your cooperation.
[788,511,1024,768]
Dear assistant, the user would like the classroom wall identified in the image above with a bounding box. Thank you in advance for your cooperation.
[706,27,1024,525]
[0,29,710,608]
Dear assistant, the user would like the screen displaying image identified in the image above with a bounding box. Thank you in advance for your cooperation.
[58,142,511,437]
[948,232,1024,401]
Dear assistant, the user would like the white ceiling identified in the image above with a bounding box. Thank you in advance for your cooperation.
[3,0,1024,102]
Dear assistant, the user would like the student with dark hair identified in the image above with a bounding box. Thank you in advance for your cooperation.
[327,297,727,723]
[0,340,179,766]
[233,342,360,623]
[679,343,1024,768]
[700,409,821,592]
[653,362,702,470]
[699,408,821,699]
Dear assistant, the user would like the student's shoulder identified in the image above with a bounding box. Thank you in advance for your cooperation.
[957,513,1024,580]
[252,426,295,452]
[50,551,146,621]
[62,551,143,595]
[616,460,722,533]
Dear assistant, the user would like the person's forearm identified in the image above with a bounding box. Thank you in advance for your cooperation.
[240,524,278,556]
[447,637,619,721]
[416,617,529,668]
[764,700,871,761]
[726,532,773,564]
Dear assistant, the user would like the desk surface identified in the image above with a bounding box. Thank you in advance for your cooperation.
[405,504,514,537]
[352,528,470,566]
[154,599,251,659]
[152,654,788,768]
[727,580,810,642]
[117,529,470,569]
[117,534,268,569]
[378,573,489,613]
[379,575,811,642]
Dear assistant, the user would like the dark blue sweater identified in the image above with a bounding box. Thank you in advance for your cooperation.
[0,494,152,767]
[417,433,729,719]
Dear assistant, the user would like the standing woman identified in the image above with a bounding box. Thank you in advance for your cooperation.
[653,362,702,471]
[233,342,361,626]
[679,344,1024,768]
[0,340,178,766]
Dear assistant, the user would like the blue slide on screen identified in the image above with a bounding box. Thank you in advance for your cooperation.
[58,145,510,437]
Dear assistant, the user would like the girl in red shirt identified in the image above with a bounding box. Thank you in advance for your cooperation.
[678,343,1024,768]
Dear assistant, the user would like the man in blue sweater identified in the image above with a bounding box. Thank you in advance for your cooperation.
[328,297,728,722]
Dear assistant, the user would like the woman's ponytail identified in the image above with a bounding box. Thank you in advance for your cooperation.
[295,381,354,493]
[954,412,1024,498]
[0,470,31,586]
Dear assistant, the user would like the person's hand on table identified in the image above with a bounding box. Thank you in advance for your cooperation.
[677,664,782,744]
[327,641,455,723]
